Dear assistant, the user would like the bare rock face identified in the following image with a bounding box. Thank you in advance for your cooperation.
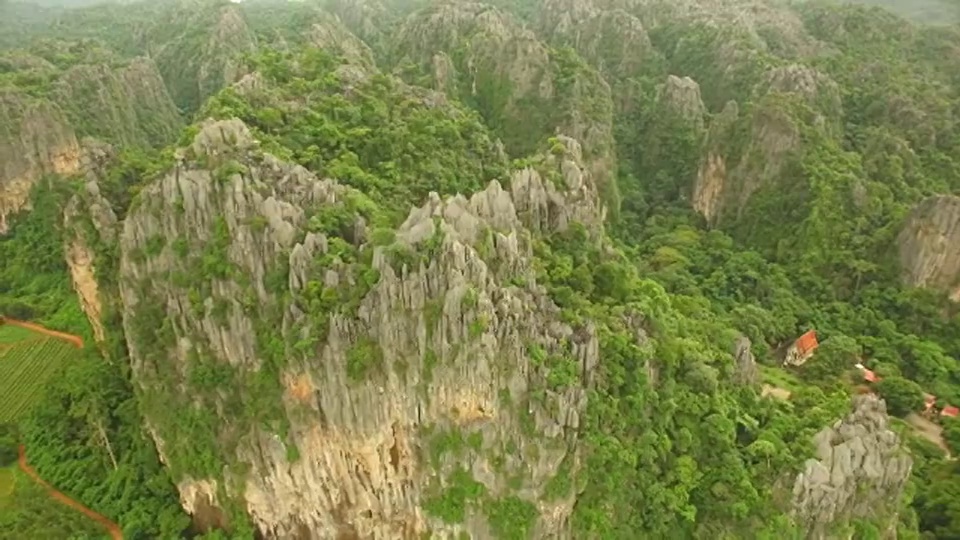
[324,0,390,45]
[392,3,556,142]
[693,100,738,224]
[898,195,960,300]
[119,119,603,539]
[634,74,707,204]
[792,394,912,535]
[62,139,121,344]
[627,0,821,58]
[0,90,80,233]
[756,63,842,134]
[731,334,758,386]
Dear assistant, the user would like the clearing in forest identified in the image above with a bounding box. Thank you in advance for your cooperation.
[905,413,952,457]
[0,328,81,423]
[759,365,800,401]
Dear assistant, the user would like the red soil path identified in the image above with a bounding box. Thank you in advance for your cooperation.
[18,445,122,540]
[1,318,84,348]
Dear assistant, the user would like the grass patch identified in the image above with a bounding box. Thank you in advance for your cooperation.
[759,365,803,393]
[0,325,37,344]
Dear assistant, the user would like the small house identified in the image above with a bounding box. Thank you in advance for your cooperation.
[942,405,959,418]
[854,363,881,383]
[783,330,819,367]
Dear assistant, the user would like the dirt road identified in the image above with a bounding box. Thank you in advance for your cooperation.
[17,445,122,540]
[1,319,84,348]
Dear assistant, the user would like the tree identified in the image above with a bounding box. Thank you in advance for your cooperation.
[875,376,925,417]
[0,423,17,467]
[801,334,860,383]
[943,419,960,456]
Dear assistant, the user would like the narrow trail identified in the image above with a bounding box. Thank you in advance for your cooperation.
[17,445,122,540]
[1,318,84,348]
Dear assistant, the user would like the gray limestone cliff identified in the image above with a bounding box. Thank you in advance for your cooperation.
[898,195,960,300]
[792,394,912,537]
[118,119,601,538]
[731,334,758,386]
[0,89,80,233]
[0,49,181,231]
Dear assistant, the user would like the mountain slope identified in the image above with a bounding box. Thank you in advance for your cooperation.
[1,1,959,539]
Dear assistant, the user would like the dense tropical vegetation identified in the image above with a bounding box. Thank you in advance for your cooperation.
[0,0,959,538]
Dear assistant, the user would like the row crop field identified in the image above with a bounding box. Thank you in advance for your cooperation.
[0,337,79,423]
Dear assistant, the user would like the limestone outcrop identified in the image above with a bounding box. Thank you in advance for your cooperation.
[898,195,960,300]
[792,394,912,535]
[62,139,121,344]
[151,2,258,110]
[118,119,603,538]
[537,0,654,82]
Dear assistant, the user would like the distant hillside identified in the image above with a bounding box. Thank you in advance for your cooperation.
[838,0,960,24]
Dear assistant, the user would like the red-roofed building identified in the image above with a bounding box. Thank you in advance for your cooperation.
[862,369,880,383]
[783,330,819,367]
[942,405,959,418]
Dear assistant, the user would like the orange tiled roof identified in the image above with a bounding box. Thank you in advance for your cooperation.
[942,405,959,418]
[795,330,819,355]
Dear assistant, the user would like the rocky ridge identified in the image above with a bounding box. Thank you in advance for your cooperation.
[391,2,615,194]
[689,63,839,225]
[51,57,182,148]
[792,394,912,535]
[0,48,181,233]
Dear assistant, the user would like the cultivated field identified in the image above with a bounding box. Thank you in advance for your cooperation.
[0,326,80,423]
